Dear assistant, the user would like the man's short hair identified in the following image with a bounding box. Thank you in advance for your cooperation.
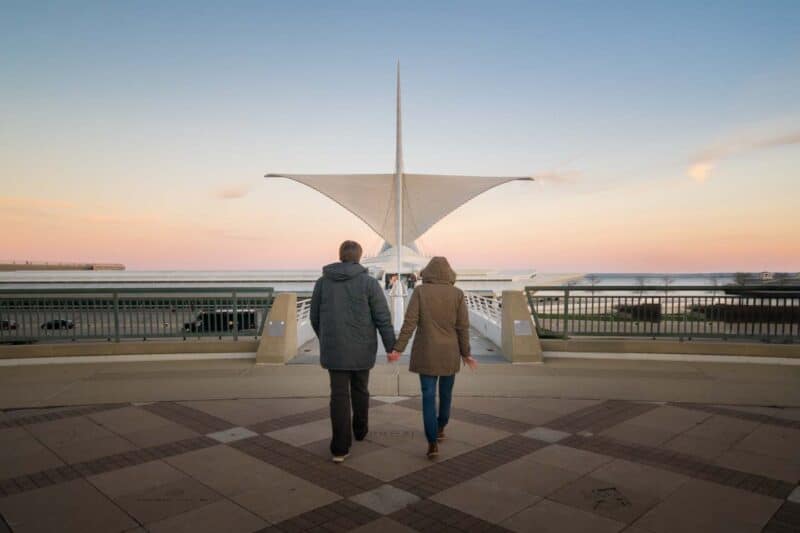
[339,240,363,263]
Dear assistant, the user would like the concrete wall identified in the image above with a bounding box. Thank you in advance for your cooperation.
[468,308,503,348]
[0,340,257,359]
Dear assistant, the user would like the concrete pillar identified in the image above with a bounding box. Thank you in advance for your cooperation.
[501,290,543,363]
[256,293,298,364]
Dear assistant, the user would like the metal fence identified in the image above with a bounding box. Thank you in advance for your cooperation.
[0,287,274,343]
[525,285,800,342]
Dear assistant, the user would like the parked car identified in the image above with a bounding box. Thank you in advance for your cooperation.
[0,319,17,330]
[184,309,257,332]
[614,303,662,322]
[40,319,75,330]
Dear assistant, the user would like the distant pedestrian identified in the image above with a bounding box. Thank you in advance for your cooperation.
[310,240,396,463]
[388,257,477,458]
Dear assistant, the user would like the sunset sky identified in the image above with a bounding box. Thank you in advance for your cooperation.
[2,1,799,272]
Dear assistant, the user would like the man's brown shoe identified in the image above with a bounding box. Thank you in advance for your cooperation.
[437,428,446,442]
[427,442,439,459]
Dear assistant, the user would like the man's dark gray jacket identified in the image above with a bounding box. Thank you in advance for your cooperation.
[310,262,396,370]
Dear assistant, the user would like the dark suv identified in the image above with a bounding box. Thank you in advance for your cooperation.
[184,310,257,332]
[41,319,75,330]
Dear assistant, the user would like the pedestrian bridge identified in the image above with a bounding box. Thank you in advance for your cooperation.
[256,290,543,365]
[1,285,798,366]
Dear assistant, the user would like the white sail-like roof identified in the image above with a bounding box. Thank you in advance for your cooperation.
[266,173,532,247]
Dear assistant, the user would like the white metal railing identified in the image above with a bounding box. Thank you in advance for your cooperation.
[465,292,501,323]
[296,298,315,347]
[465,292,502,348]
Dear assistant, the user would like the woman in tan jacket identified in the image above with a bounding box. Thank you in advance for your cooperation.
[389,257,477,458]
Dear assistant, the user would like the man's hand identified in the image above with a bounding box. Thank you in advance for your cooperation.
[462,356,478,370]
[387,350,401,363]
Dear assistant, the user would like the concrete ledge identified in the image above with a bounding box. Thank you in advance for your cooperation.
[541,338,800,358]
[0,340,258,359]
[2,337,797,361]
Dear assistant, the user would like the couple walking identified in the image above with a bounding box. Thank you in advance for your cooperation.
[310,240,478,462]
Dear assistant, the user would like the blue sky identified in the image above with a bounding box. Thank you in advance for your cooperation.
[2,1,799,271]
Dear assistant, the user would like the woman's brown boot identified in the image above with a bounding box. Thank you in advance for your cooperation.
[427,442,439,458]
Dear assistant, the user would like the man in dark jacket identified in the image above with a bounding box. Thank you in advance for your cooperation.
[310,240,395,462]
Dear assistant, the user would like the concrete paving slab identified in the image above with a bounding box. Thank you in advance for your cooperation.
[349,516,417,533]
[633,479,782,533]
[88,460,187,498]
[479,455,582,497]
[660,433,732,461]
[350,484,420,515]
[232,474,340,523]
[0,479,138,533]
[345,447,432,481]
[115,477,221,524]
[733,424,800,461]
[600,421,676,447]
[206,427,257,444]
[372,396,409,404]
[265,418,331,447]
[522,427,571,443]
[622,405,711,433]
[120,423,199,448]
[0,436,65,479]
[549,475,661,524]
[590,459,691,500]
[528,444,614,475]
[715,449,800,484]
[164,445,287,497]
[502,499,625,533]
[431,477,541,523]
[146,499,267,533]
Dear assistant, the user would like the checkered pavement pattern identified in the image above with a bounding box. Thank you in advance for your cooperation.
[1,395,799,532]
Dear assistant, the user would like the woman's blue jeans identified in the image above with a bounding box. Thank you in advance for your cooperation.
[419,374,456,444]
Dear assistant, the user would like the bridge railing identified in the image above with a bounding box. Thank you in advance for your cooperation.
[0,287,274,343]
[465,292,503,348]
[525,285,800,342]
[296,297,316,347]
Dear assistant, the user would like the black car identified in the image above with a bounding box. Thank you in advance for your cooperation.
[41,319,75,330]
[0,319,17,330]
[184,309,257,332]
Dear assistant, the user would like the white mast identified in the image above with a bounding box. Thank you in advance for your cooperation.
[395,61,403,281]
[391,61,407,332]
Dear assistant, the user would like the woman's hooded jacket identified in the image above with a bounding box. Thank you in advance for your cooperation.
[394,257,471,375]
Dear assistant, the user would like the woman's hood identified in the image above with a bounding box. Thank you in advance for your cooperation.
[420,257,456,285]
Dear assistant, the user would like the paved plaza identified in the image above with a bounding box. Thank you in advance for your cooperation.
[2,390,800,532]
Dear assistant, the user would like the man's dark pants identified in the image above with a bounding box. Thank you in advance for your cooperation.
[328,369,370,456]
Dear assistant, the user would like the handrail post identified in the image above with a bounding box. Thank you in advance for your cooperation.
[563,288,570,337]
[113,292,120,343]
[232,290,238,341]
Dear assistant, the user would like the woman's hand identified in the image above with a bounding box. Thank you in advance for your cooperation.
[462,355,478,370]
[387,350,402,363]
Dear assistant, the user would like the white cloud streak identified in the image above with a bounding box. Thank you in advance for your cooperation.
[214,184,253,199]
[688,131,800,183]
